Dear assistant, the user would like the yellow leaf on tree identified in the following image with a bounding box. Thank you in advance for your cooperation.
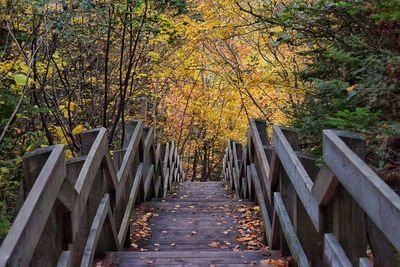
[65,149,73,159]
[61,137,71,145]
[148,52,161,61]
[69,102,78,112]
[55,126,64,139]
[72,124,86,135]
[346,84,359,93]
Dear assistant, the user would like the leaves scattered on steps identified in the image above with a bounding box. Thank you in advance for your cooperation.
[129,205,156,251]
[261,258,291,267]
[223,183,236,199]
[234,204,267,252]
[167,183,183,198]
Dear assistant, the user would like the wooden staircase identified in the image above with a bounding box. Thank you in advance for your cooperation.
[104,182,275,266]
[1,118,399,266]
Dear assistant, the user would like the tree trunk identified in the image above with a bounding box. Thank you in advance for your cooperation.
[192,149,198,182]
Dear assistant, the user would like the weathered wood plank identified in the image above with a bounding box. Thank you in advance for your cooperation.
[116,121,143,204]
[250,164,272,243]
[162,169,170,198]
[246,165,253,201]
[58,178,78,212]
[57,251,72,267]
[323,130,400,250]
[73,128,109,236]
[75,128,107,194]
[106,251,278,266]
[272,125,320,230]
[269,210,281,250]
[0,145,66,267]
[103,152,118,191]
[323,233,352,267]
[81,194,120,267]
[359,257,373,267]
[227,141,239,197]
[249,119,271,199]
[0,120,185,267]
[118,164,144,245]
[273,192,310,267]
[312,164,338,205]
[295,154,324,265]
[144,164,155,200]
[269,150,281,188]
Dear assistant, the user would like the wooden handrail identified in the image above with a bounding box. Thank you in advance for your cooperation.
[323,130,400,250]
[223,119,400,267]
[0,145,65,266]
[0,120,184,267]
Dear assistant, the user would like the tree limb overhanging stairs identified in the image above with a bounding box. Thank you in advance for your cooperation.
[223,119,400,267]
[0,120,184,267]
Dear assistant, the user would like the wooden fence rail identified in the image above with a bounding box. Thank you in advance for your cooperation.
[0,120,184,267]
[223,118,400,267]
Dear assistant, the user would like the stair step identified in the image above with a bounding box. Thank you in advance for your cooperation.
[106,251,278,266]
[101,182,277,266]
[144,201,253,206]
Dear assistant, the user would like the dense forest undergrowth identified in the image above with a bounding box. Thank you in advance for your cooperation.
[0,0,399,240]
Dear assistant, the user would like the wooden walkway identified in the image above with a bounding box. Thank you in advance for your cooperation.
[105,182,275,266]
[1,118,399,267]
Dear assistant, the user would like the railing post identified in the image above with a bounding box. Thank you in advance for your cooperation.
[71,129,106,267]
[0,146,66,267]
[296,153,323,266]
[25,148,67,267]
[16,147,54,212]
[324,131,367,265]
[276,127,301,258]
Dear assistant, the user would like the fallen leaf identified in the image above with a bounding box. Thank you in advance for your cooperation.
[208,241,220,248]
[236,236,253,242]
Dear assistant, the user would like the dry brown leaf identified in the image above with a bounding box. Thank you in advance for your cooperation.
[236,236,253,242]
[208,241,220,248]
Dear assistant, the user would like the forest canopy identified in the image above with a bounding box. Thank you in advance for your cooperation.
[0,0,399,240]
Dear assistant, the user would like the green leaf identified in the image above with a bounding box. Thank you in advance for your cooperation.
[14,74,27,86]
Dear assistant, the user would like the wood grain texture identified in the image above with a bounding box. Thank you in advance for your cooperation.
[249,119,271,199]
[250,164,272,243]
[323,234,352,267]
[57,251,72,267]
[106,181,275,266]
[323,130,400,251]
[118,164,143,245]
[0,145,65,267]
[272,125,320,230]
[81,194,120,267]
[0,120,185,267]
[312,164,338,206]
[274,193,310,267]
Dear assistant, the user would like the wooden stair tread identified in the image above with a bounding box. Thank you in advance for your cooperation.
[106,251,276,266]
[104,181,273,266]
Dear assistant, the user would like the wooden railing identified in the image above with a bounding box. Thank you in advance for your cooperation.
[223,119,400,267]
[0,120,184,267]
